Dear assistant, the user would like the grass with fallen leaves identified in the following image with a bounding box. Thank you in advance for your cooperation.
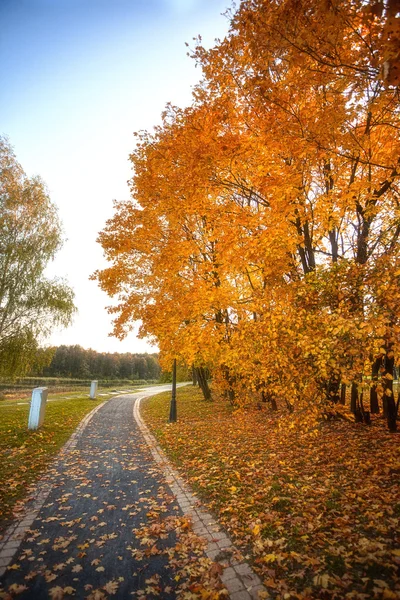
[0,396,105,531]
[142,387,400,600]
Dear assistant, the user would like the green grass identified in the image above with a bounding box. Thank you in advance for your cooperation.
[0,381,157,405]
[0,394,108,531]
[0,388,91,406]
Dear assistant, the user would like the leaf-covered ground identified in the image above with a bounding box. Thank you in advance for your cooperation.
[0,394,227,599]
[141,387,400,600]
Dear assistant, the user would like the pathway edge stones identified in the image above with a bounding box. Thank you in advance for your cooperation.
[134,395,267,600]
[0,400,107,577]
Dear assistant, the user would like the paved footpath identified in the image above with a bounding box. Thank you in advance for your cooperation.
[0,389,265,600]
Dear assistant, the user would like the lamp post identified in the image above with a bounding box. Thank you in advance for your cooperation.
[169,358,177,422]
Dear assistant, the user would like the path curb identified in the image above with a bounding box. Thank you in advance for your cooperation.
[134,396,267,600]
[0,400,107,577]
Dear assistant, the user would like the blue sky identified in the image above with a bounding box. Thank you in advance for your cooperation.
[0,0,231,353]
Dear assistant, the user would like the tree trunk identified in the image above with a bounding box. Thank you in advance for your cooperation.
[359,391,371,425]
[192,365,198,386]
[222,366,236,404]
[261,390,278,411]
[340,383,346,405]
[326,376,340,403]
[351,383,358,414]
[196,367,212,401]
[370,356,381,414]
[383,351,397,432]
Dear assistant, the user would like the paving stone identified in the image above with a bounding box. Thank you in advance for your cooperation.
[17,520,34,530]
[220,566,237,583]
[201,512,215,523]
[229,557,243,566]
[193,525,209,535]
[205,542,219,553]
[181,496,194,504]
[12,528,26,539]
[242,572,263,588]
[206,549,221,560]
[206,533,221,543]
[24,512,38,521]
[191,518,204,529]
[217,537,232,549]
[234,562,253,576]
[225,577,246,594]
[2,541,20,550]
[0,550,17,561]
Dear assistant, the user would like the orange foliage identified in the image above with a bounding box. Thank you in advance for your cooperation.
[94,0,400,428]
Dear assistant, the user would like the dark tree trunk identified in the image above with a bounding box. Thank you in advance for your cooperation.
[359,391,371,425]
[222,366,236,404]
[261,390,278,411]
[285,400,294,413]
[383,352,397,432]
[370,386,379,413]
[340,383,346,405]
[351,383,358,414]
[370,356,381,414]
[354,407,363,422]
[196,367,212,401]
[326,376,340,403]
[386,395,396,431]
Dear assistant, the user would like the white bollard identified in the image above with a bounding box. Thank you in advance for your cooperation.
[28,387,48,430]
[90,380,98,399]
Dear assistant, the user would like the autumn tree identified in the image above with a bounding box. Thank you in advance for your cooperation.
[0,137,75,377]
[95,0,400,429]
[191,0,400,425]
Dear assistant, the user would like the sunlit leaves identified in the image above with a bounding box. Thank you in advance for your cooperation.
[95,0,400,425]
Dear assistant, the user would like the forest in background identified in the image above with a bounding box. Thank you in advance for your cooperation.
[27,345,161,381]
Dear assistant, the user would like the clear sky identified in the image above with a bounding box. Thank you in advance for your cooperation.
[0,0,231,354]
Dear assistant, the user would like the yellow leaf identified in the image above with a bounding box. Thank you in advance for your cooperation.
[103,581,119,595]
[263,554,277,563]
[63,587,75,596]
[49,587,64,600]
[71,565,83,573]
[7,584,28,595]
[383,590,399,599]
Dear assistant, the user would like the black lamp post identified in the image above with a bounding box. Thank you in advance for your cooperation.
[169,358,177,422]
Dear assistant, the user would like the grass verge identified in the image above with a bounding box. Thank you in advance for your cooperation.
[141,387,400,600]
[0,395,106,533]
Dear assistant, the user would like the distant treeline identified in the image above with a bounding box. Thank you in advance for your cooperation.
[31,345,161,381]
